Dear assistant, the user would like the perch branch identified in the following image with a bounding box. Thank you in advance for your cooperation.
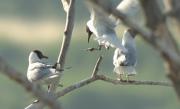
[56,57,171,98]
[0,57,61,109]
[48,0,76,92]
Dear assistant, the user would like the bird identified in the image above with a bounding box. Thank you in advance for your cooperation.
[86,0,140,51]
[86,4,126,51]
[113,28,137,81]
[27,50,63,85]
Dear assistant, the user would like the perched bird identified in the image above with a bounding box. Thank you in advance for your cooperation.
[113,29,137,81]
[27,50,62,85]
[86,5,126,51]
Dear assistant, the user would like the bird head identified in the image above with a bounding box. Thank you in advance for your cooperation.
[29,50,48,63]
[122,28,137,44]
[127,28,137,38]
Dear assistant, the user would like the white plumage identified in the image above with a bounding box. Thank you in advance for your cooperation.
[86,3,126,51]
[86,0,140,51]
[113,29,137,80]
[27,50,62,85]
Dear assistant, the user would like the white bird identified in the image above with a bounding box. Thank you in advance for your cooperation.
[113,29,137,81]
[86,0,140,51]
[86,4,126,51]
[27,50,62,85]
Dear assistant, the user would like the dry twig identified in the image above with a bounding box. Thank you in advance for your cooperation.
[56,57,171,98]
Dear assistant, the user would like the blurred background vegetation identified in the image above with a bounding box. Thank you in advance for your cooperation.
[0,0,179,109]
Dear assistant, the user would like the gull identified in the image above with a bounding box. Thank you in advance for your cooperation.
[27,50,62,85]
[86,0,140,51]
[113,29,137,81]
[86,4,126,51]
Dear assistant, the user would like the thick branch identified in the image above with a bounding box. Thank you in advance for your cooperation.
[0,57,61,109]
[56,75,171,98]
[58,0,75,67]
[48,0,76,92]
[92,56,102,77]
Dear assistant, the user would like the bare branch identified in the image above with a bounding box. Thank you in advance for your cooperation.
[56,57,171,98]
[92,56,103,77]
[48,0,76,92]
[0,57,61,109]
[96,75,171,86]
[56,74,171,98]
[56,56,103,97]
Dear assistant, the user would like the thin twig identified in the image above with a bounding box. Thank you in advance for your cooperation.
[56,74,171,98]
[0,57,61,109]
[96,75,171,86]
[56,77,98,97]
[92,56,103,77]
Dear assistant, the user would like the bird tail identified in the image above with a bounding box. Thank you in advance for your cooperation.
[114,66,136,76]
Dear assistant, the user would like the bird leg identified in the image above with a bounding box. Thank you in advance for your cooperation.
[125,75,135,82]
[117,74,123,81]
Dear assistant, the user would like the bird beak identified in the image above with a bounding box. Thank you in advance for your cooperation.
[86,26,92,43]
[128,29,137,38]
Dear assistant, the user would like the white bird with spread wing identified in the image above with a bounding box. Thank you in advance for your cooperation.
[113,29,137,81]
[86,0,140,51]
[86,7,125,50]
[27,50,62,85]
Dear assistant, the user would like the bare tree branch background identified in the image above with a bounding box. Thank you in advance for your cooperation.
[88,0,180,99]
[56,56,171,98]
[0,0,180,109]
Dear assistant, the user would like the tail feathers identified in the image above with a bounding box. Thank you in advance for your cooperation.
[114,66,136,76]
